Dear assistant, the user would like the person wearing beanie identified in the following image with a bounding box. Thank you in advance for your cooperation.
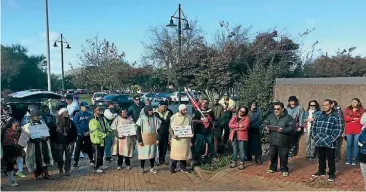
[154,101,173,165]
[22,110,54,180]
[55,108,77,176]
[73,101,94,168]
[169,104,193,173]
[89,107,111,173]
[136,105,161,174]
[286,96,304,158]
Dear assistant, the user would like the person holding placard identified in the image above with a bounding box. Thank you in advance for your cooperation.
[136,105,161,174]
[169,104,192,174]
[22,110,54,180]
[111,109,136,170]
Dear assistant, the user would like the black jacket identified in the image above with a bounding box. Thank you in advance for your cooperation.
[55,119,77,144]
[263,113,295,146]
[154,109,173,134]
[128,103,144,122]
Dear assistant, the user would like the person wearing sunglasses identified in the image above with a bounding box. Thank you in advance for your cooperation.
[301,100,321,160]
[127,95,145,123]
[264,102,295,177]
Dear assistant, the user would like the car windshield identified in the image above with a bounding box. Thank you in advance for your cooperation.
[103,95,118,100]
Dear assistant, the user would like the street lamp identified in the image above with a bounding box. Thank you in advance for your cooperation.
[166,4,192,105]
[53,33,71,92]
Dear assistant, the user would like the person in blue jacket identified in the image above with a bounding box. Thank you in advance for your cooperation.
[73,101,94,167]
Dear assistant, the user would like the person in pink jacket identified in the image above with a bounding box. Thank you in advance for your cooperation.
[229,106,250,170]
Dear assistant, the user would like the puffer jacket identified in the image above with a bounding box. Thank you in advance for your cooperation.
[263,113,295,146]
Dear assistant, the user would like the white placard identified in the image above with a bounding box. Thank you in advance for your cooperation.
[173,126,193,138]
[117,124,136,136]
[28,124,50,139]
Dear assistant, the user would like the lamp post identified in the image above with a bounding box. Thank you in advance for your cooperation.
[166,4,192,105]
[53,33,71,92]
[44,0,51,93]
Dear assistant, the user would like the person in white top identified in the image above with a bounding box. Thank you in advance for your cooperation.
[66,95,79,118]
[103,101,119,163]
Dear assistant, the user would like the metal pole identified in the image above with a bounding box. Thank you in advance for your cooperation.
[45,0,51,92]
[61,33,65,91]
[177,4,182,105]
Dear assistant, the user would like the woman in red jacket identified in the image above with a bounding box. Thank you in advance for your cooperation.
[228,106,250,170]
[344,98,365,165]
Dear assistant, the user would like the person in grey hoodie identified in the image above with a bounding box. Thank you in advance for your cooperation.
[286,96,304,158]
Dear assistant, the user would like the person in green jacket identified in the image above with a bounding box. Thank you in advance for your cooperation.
[89,107,111,173]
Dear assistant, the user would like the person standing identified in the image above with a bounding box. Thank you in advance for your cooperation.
[219,93,237,146]
[264,102,295,177]
[229,106,250,170]
[111,109,136,170]
[210,95,224,155]
[286,96,304,158]
[154,101,173,165]
[103,101,119,163]
[73,101,94,167]
[22,110,54,180]
[55,108,77,176]
[312,99,344,182]
[66,95,79,118]
[332,100,345,162]
[192,99,216,164]
[136,106,160,174]
[128,95,144,123]
[301,100,321,160]
[344,98,364,165]
[89,107,111,173]
[169,104,192,174]
[247,101,263,164]
[358,122,366,191]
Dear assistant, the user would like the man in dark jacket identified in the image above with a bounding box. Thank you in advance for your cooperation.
[154,101,173,164]
[73,101,94,167]
[264,102,295,177]
[128,95,144,123]
[210,95,224,154]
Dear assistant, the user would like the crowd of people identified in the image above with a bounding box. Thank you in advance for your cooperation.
[1,93,366,190]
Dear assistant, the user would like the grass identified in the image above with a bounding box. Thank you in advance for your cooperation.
[79,94,92,104]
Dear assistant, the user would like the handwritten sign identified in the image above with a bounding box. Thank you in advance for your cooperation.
[28,124,50,139]
[117,124,136,136]
[173,126,193,138]
[266,125,281,132]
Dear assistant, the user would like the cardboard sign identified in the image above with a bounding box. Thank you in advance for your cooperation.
[117,124,136,136]
[28,124,50,139]
[142,133,157,145]
[267,125,281,132]
[173,126,193,138]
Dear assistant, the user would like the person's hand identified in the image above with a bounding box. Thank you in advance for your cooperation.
[308,118,314,122]
[155,140,159,145]
[84,132,90,136]
[278,128,283,133]
[202,118,208,123]
[265,126,269,132]
[342,133,346,137]
[139,142,144,146]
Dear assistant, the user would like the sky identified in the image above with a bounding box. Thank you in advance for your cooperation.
[2,0,366,74]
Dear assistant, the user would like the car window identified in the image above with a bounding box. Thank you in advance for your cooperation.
[117,95,129,102]
[103,95,118,100]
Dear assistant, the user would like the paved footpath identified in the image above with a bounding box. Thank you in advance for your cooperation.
[1,155,364,191]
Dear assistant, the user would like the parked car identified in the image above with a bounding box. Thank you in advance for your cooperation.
[92,92,107,105]
[156,93,172,104]
[170,92,189,103]
[94,94,134,111]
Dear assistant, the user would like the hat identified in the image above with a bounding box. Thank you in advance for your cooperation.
[178,104,187,111]
[30,110,40,118]
[159,101,168,106]
[58,108,68,115]
[214,95,220,100]
[80,101,89,107]
[288,96,298,102]
[66,95,73,100]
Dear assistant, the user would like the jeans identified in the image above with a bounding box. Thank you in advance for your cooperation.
[317,147,336,176]
[104,134,113,158]
[93,144,104,170]
[360,163,366,191]
[346,134,360,160]
[269,145,289,172]
[232,137,247,162]
[194,133,215,161]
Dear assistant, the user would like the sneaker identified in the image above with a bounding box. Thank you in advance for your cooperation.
[282,172,289,177]
[89,161,95,166]
[16,171,26,178]
[266,169,275,174]
[346,159,351,165]
[312,171,326,177]
[73,162,78,168]
[181,169,191,173]
[64,171,71,176]
[126,166,131,170]
[100,165,108,170]
[150,168,158,174]
[328,175,335,182]
[230,161,238,168]
[9,180,19,187]
[169,170,176,174]
[352,159,357,166]
[139,168,145,174]
[117,166,122,170]
[93,169,104,174]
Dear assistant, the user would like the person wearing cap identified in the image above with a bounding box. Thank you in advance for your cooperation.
[66,94,79,118]
[54,108,77,176]
[286,96,304,158]
[210,95,224,155]
[73,101,94,168]
[89,107,111,173]
[22,110,54,180]
[136,105,161,174]
[128,95,145,123]
[154,101,173,165]
[219,93,237,146]
[169,104,192,174]
[103,101,119,163]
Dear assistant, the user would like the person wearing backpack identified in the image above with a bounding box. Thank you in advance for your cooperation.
[359,112,366,190]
